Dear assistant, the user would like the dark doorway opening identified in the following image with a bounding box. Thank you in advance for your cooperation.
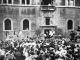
[44,29,51,36]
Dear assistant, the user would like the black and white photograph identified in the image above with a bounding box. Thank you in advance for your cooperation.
[0,0,80,60]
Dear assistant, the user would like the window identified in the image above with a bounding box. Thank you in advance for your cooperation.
[8,0,12,4]
[4,19,11,30]
[23,19,29,30]
[22,0,25,4]
[26,0,30,4]
[66,0,74,6]
[61,0,65,6]
[0,0,2,4]
[22,0,30,5]
[41,0,52,5]
[3,0,7,4]
[45,17,50,25]
[2,0,12,4]
[67,20,73,30]
[75,0,80,6]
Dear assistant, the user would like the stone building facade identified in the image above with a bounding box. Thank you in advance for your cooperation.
[0,0,80,40]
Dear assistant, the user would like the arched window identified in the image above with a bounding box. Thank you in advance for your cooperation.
[23,19,29,30]
[4,19,11,30]
[67,20,73,30]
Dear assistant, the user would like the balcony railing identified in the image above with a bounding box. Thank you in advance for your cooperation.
[40,5,56,11]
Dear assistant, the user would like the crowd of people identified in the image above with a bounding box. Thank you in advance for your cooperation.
[0,35,80,60]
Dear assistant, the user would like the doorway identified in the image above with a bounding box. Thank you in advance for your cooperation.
[44,29,51,36]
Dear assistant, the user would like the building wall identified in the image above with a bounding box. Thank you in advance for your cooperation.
[58,7,80,36]
[37,7,80,36]
[0,3,80,40]
[0,5,39,40]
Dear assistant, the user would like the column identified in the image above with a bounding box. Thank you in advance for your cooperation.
[12,0,13,4]
[65,0,68,6]
[74,0,75,6]
[30,0,32,5]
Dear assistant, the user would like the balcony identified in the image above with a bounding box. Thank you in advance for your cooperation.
[40,5,56,12]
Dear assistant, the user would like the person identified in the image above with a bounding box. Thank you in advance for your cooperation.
[70,31,76,42]
[75,33,80,42]
[44,34,47,40]
[36,55,43,60]
[77,26,80,31]
[49,30,53,38]
[0,49,5,60]
[14,50,22,60]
